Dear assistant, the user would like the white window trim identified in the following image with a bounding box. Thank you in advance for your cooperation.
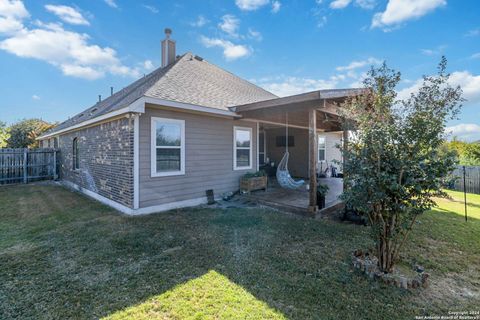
[318,134,326,162]
[151,117,185,177]
[233,126,253,171]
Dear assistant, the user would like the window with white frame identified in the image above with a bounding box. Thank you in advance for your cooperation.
[318,136,326,162]
[234,127,252,170]
[259,130,266,165]
[151,117,185,177]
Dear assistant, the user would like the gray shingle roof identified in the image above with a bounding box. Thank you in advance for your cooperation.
[45,53,278,135]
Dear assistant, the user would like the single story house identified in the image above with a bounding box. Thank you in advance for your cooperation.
[39,29,362,215]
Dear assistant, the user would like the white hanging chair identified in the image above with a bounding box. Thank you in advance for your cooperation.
[276,114,305,189]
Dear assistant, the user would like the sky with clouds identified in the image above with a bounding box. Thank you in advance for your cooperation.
[0,0,479,141]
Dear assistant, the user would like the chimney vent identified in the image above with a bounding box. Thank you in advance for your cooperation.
[98,95,102,102]
[161,28,176,67]
[110,87,113,96]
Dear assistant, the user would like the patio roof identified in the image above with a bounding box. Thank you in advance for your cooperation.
[231,88,366,131]
[230,88,366,114]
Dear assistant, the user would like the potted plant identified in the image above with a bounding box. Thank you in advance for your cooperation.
[240,170,268,193]
[316,184,329,209]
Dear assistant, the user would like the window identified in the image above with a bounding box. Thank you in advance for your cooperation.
[72,137,79,170]
[151,117,185,177]
[234,126,252,170]
[318,136,326,162]
[259,131,266,166]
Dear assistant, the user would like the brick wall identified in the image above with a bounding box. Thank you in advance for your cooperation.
[57,117,134,208]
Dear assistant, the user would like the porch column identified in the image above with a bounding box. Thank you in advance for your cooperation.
[342,128,349,192]
[308,108,318,213]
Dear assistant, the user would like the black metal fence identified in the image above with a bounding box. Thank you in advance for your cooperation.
[0,148,58,185]
[450,165,480,195]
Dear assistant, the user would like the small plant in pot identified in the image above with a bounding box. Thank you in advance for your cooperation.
[316,184,329,209]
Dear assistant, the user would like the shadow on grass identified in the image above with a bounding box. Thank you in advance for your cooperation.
[3,184,478,319]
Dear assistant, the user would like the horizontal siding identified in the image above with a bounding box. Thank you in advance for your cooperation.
[139,106,257,208]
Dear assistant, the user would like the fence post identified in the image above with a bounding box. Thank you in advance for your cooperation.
[463,165,467,222]
[53,150,58,180]
[23,148,28,184]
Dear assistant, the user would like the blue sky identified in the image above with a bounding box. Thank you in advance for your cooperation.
[0,0,479,140]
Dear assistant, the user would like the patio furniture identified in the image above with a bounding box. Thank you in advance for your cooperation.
[276,114,305,189]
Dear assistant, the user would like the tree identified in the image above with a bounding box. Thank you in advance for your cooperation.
[7,119,55,148]
[0,121,9,148]
[443,139,480,166]
[340,57,463,273]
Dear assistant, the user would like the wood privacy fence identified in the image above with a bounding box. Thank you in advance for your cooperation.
[0,148,58,185]
[450,165,480,195]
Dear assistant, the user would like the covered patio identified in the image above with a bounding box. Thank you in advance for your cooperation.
[232,88,364,216]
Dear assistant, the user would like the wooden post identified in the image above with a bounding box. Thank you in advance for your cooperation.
[342,128,349,191]
[308,108,318,213]
[23,148,28,184]
[53,150,58,180]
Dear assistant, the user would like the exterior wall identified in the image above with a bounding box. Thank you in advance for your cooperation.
[320,131,343,170]
[265,128,343,178]
[265,127,309,178]
[57,117,134,208]
[139,105,257,208]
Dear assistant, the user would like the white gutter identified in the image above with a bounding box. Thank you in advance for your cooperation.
[38,96,240,140]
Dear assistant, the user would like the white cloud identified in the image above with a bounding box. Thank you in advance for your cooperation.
[254,75,343,97]
[330,0,351,9]
[397,71,480,106]
[372,0,446,30]
[355,0,376,9]
[143,59,154,70]
[45,5,89,26]
[317,15,327,28]
[271,1,281,13]
[200,36,250,60]
[0,10,141,80]
[247,28,262,41]
[32,94,40,100]
[0,0,29,34]
[218,14,240,37]
[420,45,446,56]
[142,4,158,14]
[235,0,270,11]
[103,0,117,8]
[471,53,480,59]
[190,15,208,27]
[336,57,381,71]
[446,124,480,142]
[465,28,480,37]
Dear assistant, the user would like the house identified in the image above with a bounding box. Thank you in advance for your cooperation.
[39,29,362,215]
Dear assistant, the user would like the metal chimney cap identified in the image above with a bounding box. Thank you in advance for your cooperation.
[164,28,172,37]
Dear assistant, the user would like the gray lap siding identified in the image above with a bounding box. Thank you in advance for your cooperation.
[139,106,257,208]
[58,117,134,208]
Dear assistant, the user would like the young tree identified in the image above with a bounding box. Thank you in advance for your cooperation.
[7,119,55,148]
[0,121,9,148]
[340,57,463,273]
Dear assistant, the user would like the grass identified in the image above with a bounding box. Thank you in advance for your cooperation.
[0,184,479,319]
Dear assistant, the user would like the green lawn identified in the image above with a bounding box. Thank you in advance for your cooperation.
[0,184,479,319]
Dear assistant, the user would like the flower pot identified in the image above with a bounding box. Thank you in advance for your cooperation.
[317,193,326,209]
[240,176,268,193]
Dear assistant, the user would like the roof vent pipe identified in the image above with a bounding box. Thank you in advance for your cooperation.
[161,28,176,67]
[110,87,113,96]
[98,95,102,102]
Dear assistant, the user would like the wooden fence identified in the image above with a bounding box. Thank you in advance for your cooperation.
[450,165,480,195]
[0,148,58,185]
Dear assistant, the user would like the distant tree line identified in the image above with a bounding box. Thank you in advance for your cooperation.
[442,138,480,166]
[0,119,56,148]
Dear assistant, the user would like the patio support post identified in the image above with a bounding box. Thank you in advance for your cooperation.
[343,128,349,191]
[308,108,318,213]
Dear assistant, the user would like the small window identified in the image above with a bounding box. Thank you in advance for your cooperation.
[72,137,79,170]
[234,127,252,170]
[151,117,185,177]
[318,136,326,162]
[259,131,266,166]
